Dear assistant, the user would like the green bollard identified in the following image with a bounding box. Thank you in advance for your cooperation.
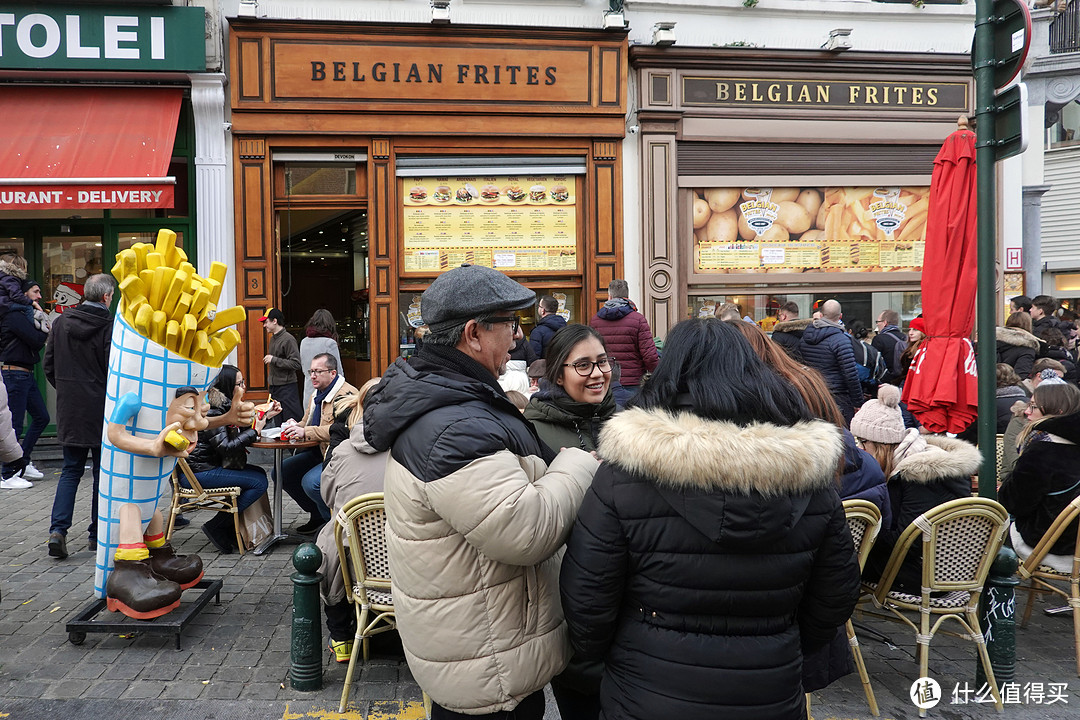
[291,542,324,691]
[976,546,1019,689]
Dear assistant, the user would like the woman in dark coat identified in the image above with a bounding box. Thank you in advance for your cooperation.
[855,386,981,593]
[1000,395,1080,566]
[186,365,279,553]
[561,318,860,720]
[996,311,1040,380]
[524,324,615,453]
[0,278,49,483]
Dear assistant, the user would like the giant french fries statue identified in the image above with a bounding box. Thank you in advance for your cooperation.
[96,229,247,619]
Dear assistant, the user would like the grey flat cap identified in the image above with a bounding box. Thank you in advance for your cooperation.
[422,264,536,332]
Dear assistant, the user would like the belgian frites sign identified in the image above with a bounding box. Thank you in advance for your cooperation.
[0,4,205,71]
[683,76,969,113]
[0,184,172,210]
[272,42,591,103]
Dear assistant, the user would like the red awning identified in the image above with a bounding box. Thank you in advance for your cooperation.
[0,87,182,211]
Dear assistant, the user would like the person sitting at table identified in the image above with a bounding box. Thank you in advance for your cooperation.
[315,378,389,663]
[186,365,280,553]
[279,353,358,534]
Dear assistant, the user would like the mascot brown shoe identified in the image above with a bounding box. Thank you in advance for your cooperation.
[106,554,182,620]
[144,534,203,590]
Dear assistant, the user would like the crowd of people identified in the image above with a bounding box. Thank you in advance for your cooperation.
[8,245,1080,717]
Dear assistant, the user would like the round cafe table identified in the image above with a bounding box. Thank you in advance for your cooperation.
[251,437,319,555]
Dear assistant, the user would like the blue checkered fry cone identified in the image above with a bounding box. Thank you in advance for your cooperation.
[94,315,216,599]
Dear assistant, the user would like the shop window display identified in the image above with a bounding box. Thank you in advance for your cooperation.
[691,186,930,274]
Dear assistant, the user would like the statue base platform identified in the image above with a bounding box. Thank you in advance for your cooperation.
[66,578,223,650]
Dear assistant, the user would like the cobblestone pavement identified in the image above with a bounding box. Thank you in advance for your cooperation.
[0,455,1076,719]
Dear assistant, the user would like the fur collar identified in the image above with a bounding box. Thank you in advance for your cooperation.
[892,435,982,483]
[996,326,1041,349]
[598,407,842,495]
[207,386,229,409]
[772,318,813,333]
[0,259,25,280]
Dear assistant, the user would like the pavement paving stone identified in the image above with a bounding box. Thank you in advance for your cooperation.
[120,680,166,699]
[39,679,93,700]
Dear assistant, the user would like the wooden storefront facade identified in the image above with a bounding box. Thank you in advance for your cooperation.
[229,20,627,391]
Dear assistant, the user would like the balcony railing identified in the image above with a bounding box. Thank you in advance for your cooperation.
[1051,1,1080,54]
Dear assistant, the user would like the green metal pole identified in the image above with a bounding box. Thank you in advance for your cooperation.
[290,542,324,691]
[975,0,998,500]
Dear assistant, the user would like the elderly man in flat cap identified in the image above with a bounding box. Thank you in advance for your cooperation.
[364,264,600,720]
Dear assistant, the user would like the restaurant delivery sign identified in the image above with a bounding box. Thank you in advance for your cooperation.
[0,4,205,72]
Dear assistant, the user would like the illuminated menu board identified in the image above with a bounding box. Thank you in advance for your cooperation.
[402,176,577,274]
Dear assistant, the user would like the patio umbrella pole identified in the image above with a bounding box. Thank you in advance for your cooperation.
[973,0,1019,688]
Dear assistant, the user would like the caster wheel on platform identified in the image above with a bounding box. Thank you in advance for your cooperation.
[69,631,86,645]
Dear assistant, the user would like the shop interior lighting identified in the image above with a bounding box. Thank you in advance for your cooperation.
[652,22,676,47]
[603,10,627,30]
[823,28,852,52]
[431,0,451,24]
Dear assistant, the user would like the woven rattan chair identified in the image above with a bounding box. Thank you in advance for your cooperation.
[1015,496,1080,676]
[843,499,883,717]
[866,497,1009,716]
[335,493,398,713]
[165,458,245,554]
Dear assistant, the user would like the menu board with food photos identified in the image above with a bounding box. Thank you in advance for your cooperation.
[692,186,929,274]
[402,176,578,274]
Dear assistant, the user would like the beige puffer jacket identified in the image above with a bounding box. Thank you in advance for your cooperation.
[384,446,598,714]
[0,381,23,462]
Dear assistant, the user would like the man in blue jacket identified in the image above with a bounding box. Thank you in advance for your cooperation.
[528,295,566,361]
[798,299,864,426]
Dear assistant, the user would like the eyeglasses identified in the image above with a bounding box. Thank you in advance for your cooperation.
[236,379,246,388]
[875,318,886,325]
[563,358,613,377]
[1027,402,1041,411]
[309,368,333,376]
[483,315,521,333]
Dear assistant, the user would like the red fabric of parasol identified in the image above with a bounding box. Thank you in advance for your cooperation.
[901,121,979,433]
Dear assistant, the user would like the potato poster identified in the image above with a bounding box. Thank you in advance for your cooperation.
[692,186,929,274]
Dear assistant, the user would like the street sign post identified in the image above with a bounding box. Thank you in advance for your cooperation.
[992,82,1029,162]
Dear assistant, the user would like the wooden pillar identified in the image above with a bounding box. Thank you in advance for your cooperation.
[369,138,397,376]
[640,118,681,338]
[588,140,623,315]
[233,136,274,391]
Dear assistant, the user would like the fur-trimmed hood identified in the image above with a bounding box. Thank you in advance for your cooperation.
[892,434,982,483]
[0,258,26,280]
[996,326,1041,349]
[772,317,813,334]
[206,386,230,410]
[598,407,843,495]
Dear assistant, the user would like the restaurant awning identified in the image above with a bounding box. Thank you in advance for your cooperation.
[0,86,182,211]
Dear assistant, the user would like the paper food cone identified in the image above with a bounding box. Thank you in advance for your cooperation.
[94,315,217,599]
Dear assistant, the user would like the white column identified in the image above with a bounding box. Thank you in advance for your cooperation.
[188,72,235,312]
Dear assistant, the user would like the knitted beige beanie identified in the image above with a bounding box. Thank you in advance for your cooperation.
[849,384,906,444]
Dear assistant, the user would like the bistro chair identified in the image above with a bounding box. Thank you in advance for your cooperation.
[1014,495,1080,677]
[863,497,1009,716]
[165,458,245,555]
[843,499,883,716]
[335,493,399,712]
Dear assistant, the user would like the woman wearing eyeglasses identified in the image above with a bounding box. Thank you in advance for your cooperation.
[524,324,616,454]
[186,365,280,553]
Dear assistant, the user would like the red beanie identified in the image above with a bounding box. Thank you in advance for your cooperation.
[908,316,927,335]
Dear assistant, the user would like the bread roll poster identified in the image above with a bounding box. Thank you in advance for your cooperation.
[693,186,929,274]
[402,176,577,274]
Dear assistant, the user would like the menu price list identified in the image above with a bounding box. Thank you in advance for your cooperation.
[696,240,925,272]
[404,248,577,273]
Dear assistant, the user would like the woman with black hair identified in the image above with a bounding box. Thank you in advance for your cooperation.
[560,318,860,720]
[186,365,279,553]
[524,324,615,453]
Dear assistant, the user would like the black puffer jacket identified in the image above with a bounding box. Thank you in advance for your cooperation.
[862,432,981,594]
[872,326,907,384]
[995,326,1040,379]
[0,306,47,368]
[44,303,111,447]
[561,408,859,720]
[798,320,863,420]
[1000,410,1080,556]
[771,318,811,361]
[1040,344,1078,382]
[186,387,258,474]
